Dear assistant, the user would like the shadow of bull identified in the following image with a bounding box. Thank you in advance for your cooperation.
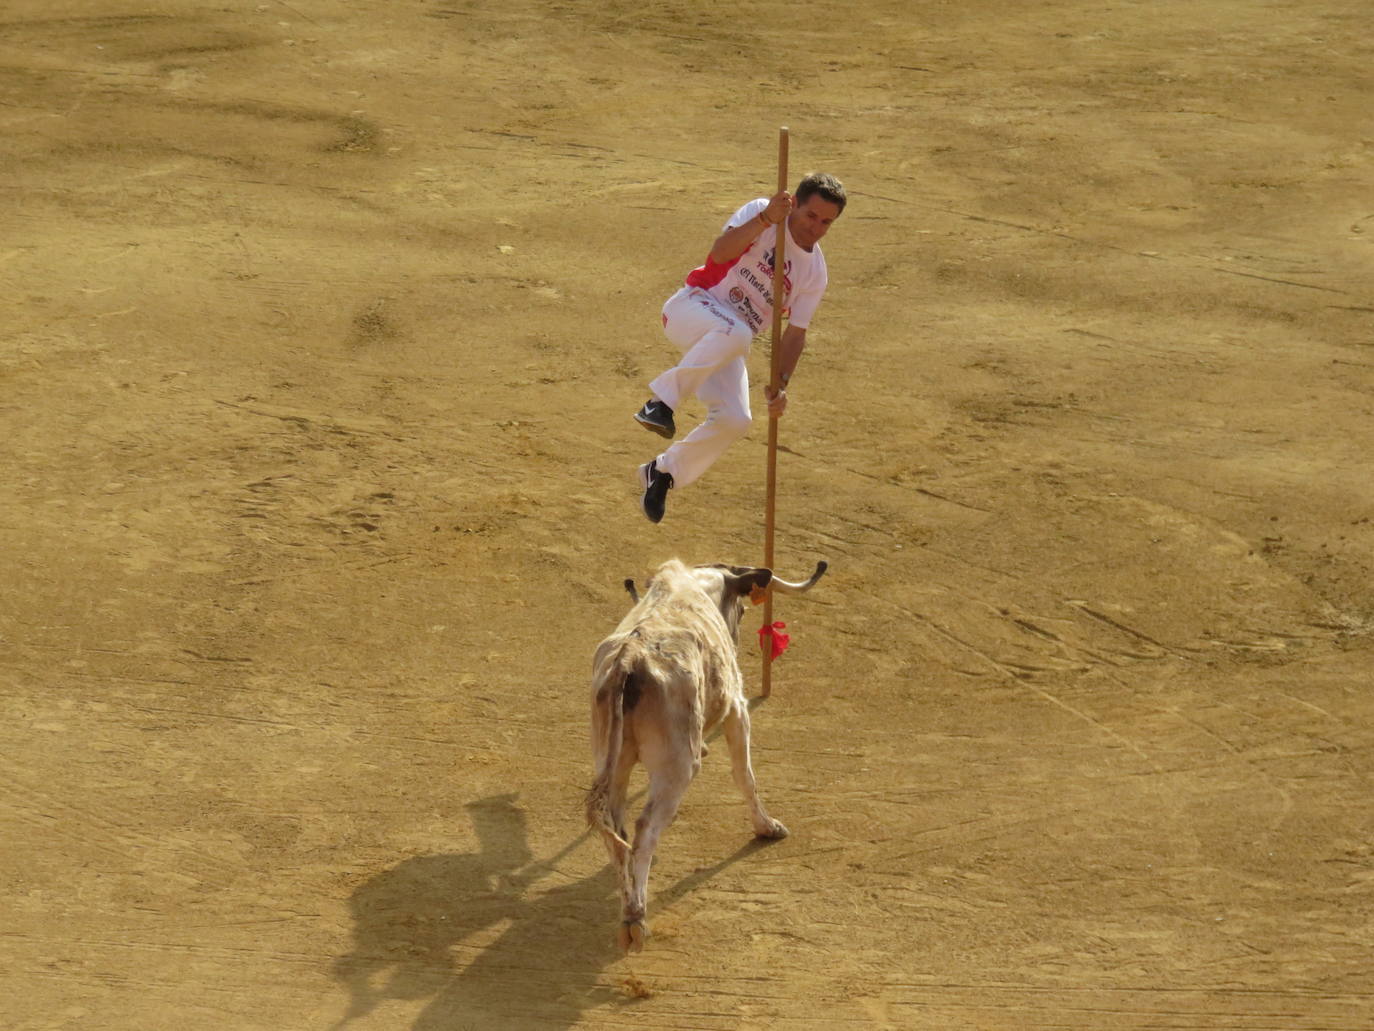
[332,792,770,1029]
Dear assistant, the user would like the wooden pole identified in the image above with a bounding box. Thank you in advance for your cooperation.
[761,126,788,699]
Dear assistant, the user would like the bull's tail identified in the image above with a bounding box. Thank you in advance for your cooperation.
[585,645,639,869]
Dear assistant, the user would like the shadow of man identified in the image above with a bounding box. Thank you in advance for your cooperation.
[333,792,781,1030]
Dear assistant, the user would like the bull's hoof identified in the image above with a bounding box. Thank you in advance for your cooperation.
[619,919,647,954]
[757,818,789,840]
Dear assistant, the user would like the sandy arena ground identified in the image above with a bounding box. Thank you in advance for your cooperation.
[3,1,1373,1028]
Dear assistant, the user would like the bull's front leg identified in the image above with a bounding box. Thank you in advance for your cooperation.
[722,706,788,840]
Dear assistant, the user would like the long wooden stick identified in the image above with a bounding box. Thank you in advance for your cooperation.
[761,126,788,699]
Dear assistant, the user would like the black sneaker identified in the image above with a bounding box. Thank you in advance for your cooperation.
[638,460,674,524]
[634,399,676,439]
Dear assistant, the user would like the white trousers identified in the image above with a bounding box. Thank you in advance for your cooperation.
[649,287,756,488]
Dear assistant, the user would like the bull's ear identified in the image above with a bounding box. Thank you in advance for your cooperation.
[723,567,772,598]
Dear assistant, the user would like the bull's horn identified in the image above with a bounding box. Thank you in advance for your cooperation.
[769,560,828,593]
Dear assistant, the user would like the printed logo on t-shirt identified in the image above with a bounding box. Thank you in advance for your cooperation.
[762,247,793,286]
[683,202,822,332]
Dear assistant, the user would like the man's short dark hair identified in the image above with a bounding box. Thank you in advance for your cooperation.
[796,172,846,215]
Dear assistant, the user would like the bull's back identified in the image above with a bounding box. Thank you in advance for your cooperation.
[596,567,744,720]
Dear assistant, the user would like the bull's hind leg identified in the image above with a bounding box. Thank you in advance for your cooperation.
[620,753,693,954]
[722,703,788,840]
[601,737,639,914]
[608,738,638,847]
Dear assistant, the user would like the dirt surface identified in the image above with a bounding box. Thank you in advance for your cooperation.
[4,1,1373,1028]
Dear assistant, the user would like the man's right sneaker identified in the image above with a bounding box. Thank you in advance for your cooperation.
[638,459,674,524]
[634,399,676,439]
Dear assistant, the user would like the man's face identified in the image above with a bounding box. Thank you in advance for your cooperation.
[788,195,842,250]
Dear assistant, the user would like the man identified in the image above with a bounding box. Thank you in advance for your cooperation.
[634,172,846,523]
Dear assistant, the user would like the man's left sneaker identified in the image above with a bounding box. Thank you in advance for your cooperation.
[634,399,676,439]
[638,459,674,524]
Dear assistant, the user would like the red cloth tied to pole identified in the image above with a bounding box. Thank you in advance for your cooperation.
[758,621,790,661]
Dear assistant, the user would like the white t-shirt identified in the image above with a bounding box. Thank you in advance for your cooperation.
[682,198,828,334]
